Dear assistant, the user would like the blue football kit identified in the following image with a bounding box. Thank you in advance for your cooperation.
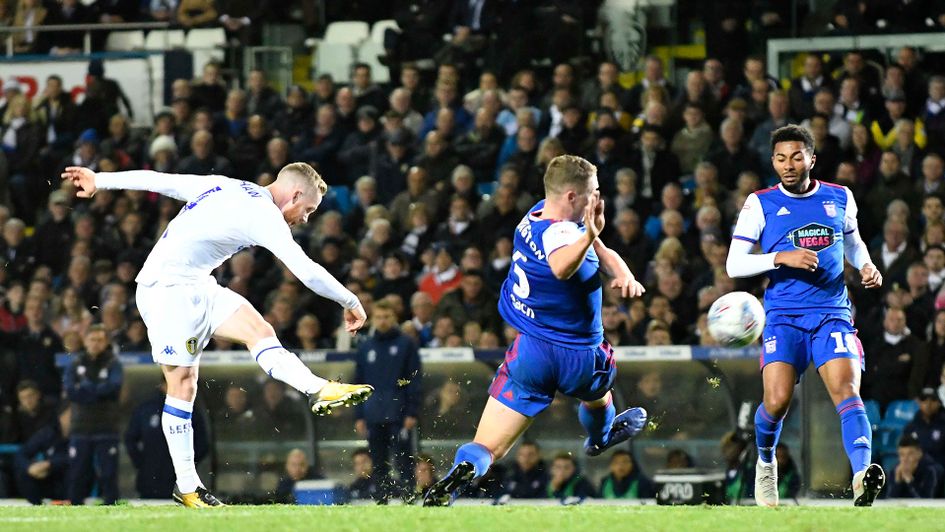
[492,201,615,417]
[732,180,863,376]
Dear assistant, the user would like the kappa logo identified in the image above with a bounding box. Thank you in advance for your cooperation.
[162,345,176,356]
[776,206,791,216]
[185,337,199,356]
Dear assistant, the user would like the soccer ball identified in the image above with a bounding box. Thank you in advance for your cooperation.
[707,291,765,347]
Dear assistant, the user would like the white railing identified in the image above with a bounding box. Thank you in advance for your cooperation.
[1,21,172,56]
[766,32,945,80]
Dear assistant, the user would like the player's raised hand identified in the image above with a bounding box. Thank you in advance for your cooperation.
[860,263,882,289]
[61,166,97,198]
[583,194,605,239]
[611,276,646,299]
[343,304,367,333]
[774,249,819,271]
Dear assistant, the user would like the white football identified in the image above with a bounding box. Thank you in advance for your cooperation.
[707,291,765,347]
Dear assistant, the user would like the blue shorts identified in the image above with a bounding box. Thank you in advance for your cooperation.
[488,333,616,417]
[760,312,864,379]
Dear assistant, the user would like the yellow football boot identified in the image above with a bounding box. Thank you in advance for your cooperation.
[308,382,374,415]
[172,485,226,508]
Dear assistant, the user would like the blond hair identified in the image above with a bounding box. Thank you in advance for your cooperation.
[543,155,596,196]
[278,162,328,195]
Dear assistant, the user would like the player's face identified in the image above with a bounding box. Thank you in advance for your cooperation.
[284,190,322,227]
[772,141,815,193]
[571,175,600,222]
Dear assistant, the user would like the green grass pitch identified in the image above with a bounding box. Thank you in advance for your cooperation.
[1,505,944,532]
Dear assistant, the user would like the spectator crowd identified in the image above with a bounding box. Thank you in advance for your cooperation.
[2,0,945,503]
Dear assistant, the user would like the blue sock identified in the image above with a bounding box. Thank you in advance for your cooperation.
[453,442,493,479]
[836,396,871,474]
[754,405,784,464]
[579,398,616,446]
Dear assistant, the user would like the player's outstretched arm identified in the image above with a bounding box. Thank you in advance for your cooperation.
[62,167,227,202]
[592,238,645,298]
[255,215,367,333]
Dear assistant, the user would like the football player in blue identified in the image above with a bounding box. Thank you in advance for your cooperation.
[727,125,885,506]
[423,155,648,506]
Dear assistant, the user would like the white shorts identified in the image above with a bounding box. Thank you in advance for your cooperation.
[136,277,247,366]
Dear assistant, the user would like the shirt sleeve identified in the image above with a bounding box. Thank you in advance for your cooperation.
[731,193,765,245]
[843,186,858,235]
[95,170,228,203]
[541,221,583,256]
[249,209,360,309]
[726,238,779,278]
[842,187,873,269]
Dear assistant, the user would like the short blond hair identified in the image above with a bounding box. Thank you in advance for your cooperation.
[543,155,596,196]
[278,162,328,195]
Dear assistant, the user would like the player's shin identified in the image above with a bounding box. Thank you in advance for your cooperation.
[836,396,872,474]
[162,396,202,493]
[754,405,784,464]
[578,396,616,446]
[251,336,327,395]
[453,442,494,479]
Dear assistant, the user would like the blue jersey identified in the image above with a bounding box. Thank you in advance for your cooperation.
[498,201,603,348]
[732,180,858,318]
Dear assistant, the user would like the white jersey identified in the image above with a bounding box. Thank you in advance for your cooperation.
[95,170,359,309]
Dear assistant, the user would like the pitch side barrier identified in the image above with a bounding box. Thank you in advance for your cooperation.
[54,345,758,368]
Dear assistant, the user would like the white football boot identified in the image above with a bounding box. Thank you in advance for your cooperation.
[754,457,779,507]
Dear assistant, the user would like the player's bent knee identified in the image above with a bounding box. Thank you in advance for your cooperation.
[763,395,791,418]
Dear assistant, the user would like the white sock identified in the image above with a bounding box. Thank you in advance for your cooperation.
[162,395,202,493]
[251,336,327,395]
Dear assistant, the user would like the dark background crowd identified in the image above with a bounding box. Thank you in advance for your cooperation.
[1,0,945,504]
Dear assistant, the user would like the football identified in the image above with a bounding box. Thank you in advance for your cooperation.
[707,291,766,347]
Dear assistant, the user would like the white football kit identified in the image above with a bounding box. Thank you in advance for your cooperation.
[95,170,358,366]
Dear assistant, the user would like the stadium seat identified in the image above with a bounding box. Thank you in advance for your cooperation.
[323,21,369,45]
[145,29,186,50]
[186,28,227,76]
[315,42,355,83]
[105,30,145,51]
[357,40,390,83]
[323,186,352,215]
[883,399,919,428]
[864,399,881,431]
[370,19,399,45]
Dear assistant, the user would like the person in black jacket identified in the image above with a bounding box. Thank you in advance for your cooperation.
[14,404,71,505]
[13,296,62,404]
[124,382,208,498]
[63,325,123,505]
[903,388,945,471]
[271,448,320,504]
[348,447,379,501]
[504,441,548,499]
[888,434,942,499]
[11,380,54,445]
[354,300,422,498]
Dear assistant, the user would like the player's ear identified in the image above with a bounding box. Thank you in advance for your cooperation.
[809,151,817,170]
[292,190,303,203]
